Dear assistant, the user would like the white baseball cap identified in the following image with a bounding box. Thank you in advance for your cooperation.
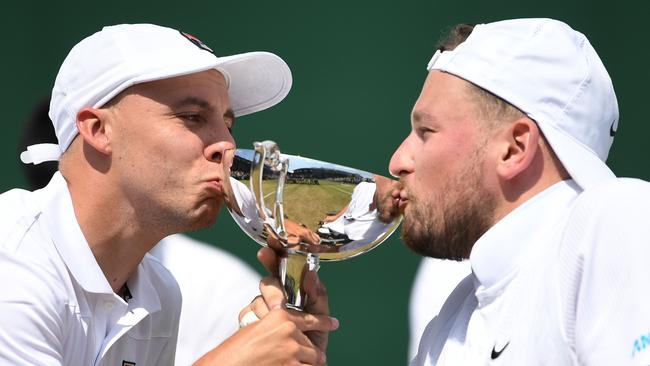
[21,23,292,164]
[427,18,619,190]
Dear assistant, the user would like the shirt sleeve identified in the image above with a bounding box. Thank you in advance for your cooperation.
[0,252,65,365]
[559,178,650,366]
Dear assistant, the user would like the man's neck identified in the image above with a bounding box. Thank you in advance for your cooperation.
[65,174,163,293]
[493,174,566,226]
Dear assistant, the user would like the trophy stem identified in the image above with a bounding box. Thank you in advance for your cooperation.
[279,250,320,311]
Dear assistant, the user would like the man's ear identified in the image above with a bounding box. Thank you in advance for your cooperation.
[75,108,112,155]
[496,117,540,180]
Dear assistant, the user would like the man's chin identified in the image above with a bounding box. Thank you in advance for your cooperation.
[186,201,222,231]
[403,239,466,261]
[400,220,469,261]
[401,235,427,258]
[400,219,431,257]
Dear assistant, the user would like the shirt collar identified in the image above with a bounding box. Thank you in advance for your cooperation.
[469,180,581,289]
[35,172,113,294]
[125,255,162,315]
[34,172,163,314]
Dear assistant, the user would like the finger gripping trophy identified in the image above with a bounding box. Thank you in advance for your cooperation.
[225,141,402,310]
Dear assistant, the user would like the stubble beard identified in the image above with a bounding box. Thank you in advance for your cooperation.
[181,198,223,232]
[144,195,223,236]
[400,155,497,261]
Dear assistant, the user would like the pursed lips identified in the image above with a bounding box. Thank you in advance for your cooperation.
[203,178,225,197]
[397,196,409,213]
[392,186,409,213]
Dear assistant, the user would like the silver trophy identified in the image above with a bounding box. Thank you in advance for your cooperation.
[224,141,402,310]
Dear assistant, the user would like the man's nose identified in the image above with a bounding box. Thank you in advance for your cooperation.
[388,136,414,178]
[205,133,236,164]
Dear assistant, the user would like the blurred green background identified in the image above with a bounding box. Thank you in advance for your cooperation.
[1,0,648,364]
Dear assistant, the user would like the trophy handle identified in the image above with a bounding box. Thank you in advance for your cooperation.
[280,250,320,311]
[251,142,272,222]
[273,156,289,238]
[252,141,316,310]
[251,141,288,237]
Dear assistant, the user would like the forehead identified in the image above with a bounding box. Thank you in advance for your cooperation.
[109,69,229,108]
[412,71,477,123]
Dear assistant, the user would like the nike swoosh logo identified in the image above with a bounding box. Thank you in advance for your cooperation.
[610,120,617,137]
[491,341,510,360]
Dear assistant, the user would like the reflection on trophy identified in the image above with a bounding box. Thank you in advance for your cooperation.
[224,141,402,310]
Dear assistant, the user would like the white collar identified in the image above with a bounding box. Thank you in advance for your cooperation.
[35,172,113,294]
[34,172,161,313]
[469,180,581,289]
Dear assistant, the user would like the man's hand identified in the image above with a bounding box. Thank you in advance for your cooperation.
[195,306,334,365]
[194,247,337,366]
[246,247,336,353]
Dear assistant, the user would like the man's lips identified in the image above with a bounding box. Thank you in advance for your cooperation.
[397,197,409,213]
[204,179,225,197]
[392,188,409,213]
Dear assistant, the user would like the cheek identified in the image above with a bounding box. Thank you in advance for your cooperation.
[153,129,204,161]
[408,163,437,201]
[411,142,474,193]
[412,143,450,184]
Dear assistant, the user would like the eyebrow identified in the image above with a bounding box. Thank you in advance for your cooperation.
[172,96,213,111]
[172,96,236,128]
[411,110,436,125]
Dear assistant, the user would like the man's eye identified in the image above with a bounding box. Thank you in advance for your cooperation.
[179,113,205,123]
[417,127,435,137]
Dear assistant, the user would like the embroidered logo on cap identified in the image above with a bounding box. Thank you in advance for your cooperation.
[179,31,214,53]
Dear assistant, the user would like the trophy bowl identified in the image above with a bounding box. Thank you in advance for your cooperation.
[224,141,402,310]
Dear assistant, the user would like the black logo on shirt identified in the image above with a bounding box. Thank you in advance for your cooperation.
[491,341,509,360]
[122,361,136,366]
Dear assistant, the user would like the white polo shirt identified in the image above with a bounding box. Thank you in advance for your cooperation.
[411,178,650,365]
[408,258,471,360]
[0,172,181,365]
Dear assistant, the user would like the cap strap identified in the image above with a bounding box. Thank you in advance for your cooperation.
[426,49,457,71]
[20,143,62,165]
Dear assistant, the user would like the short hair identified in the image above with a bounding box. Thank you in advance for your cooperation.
[437,24,525,128]
[437,23,476,52]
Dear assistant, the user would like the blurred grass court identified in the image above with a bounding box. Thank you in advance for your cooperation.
[239,179,355,231]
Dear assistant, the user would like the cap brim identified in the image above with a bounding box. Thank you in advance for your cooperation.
[93,51,292,119]
[215,52,292,117]
[537,122,615,190]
